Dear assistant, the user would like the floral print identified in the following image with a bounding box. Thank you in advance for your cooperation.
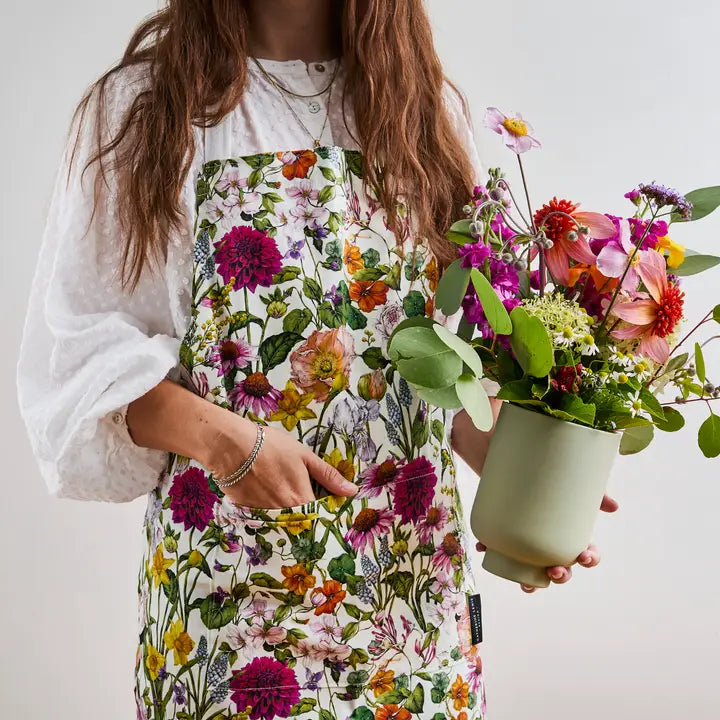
[135,146,486,719]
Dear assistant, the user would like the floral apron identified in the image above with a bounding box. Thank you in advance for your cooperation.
[135,145,487,720]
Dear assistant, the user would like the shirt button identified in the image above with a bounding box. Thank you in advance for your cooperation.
[112,411,124,425]
[315,63,326,72]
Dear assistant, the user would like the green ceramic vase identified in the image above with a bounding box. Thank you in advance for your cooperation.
[469,401,621,588]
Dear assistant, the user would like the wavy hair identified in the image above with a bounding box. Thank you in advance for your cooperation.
[71,0,476,291]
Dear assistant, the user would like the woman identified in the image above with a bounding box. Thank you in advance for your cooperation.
[17,1,616,718]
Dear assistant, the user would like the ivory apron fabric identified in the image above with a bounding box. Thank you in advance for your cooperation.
[135,145,487,720]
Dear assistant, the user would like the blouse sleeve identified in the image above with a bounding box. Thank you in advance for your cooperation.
[443,80,500,399]
[16,69,188,503]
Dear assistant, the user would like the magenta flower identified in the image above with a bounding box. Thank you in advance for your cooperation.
[228,372,282,416]
[596,218,650,291]
[229,657,300,720]
[208,338,258,377]
[433,531,466,573]
[357,458,402,498]
[168,467,217,531]
[391,457,437,525]
[484,107,541,154]
[213,226,283,291]
[416,504,450,544]
[344,507,395,552]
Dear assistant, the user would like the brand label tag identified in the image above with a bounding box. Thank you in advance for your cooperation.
[468,593,483,644]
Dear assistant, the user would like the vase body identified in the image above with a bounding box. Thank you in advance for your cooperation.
[469,401,621,588]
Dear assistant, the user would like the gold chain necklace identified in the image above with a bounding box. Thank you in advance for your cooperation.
[250,56,340,99]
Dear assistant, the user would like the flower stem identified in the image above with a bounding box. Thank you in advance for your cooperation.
[516,154,545,296]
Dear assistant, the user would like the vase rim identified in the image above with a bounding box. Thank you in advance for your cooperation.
[502,400,620,437]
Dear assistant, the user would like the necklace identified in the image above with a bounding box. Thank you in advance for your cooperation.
[253,58,336,149]
[250,56,340,100]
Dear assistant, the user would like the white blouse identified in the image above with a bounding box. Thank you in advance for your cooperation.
[16,56,487,503]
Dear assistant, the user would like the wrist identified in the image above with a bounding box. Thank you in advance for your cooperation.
[197,403,258,477]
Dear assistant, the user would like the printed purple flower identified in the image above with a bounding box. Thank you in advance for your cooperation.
[345,507,395,552]
[323,284,343,306]
[208,338,257,377]
[284,237,306,260]
[484,107,541,154]
[391,457,437,525]
[229,657,300,720]
[214,226,283,291]
[168,467,217,531]
[228,372,282,416]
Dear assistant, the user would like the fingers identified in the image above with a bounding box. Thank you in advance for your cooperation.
[600,493,619,513]
[304,453,358,497]
[546,566,572,584]
[475,541,486,552]
[576,542,600,568]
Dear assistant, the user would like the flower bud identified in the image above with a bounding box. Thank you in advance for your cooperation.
[164,535,178,553]
[704,383,715,395]
[513,258,527,271]
[463,204,473,216]
[567,230,579,242]
[392,539,408,557]
[543,239,554,249]
[469,220,484,238]
[267,300,287,319]
[489,187,507,203]
[188,550,203,567]
[357,369,387,401]
[501,252,514,264]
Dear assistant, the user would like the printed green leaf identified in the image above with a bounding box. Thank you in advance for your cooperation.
[260,332,304,373]
[352,267,385,282]
[200,595,237,629]
[673,186,720,222]
[320,166,337,182]
[508,306,554,378]
[397,352,463,389]
[273,266,302,283]
[674,250,720,277]
[302,277,323,302]
[655,406,685,432]
[436,259,471,316]
[403,290,427,318]
[619,424,655,455]
[415,384,463,409]
[698,414,720,458]
[695,342,706,383]
[404,683,426,714]
[361,347,389,370]
[470,269,513,335]
[456,374,493,431]
[317,185,336,204]
[283,308,313,334]
[433,324,484,377]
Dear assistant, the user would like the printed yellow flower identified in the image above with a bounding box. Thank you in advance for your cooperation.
[276,512,315,535]
[425,256,439,292]
[163,618,195,666]
[323,447,355,483]
[145,644,166,680]
[369,669,395,697]
[450,674,469,711]
[148,545,174,587]
[281,563,317,594]
[268,380,317,431]
[344,239,365,274]
[188,550,204,567]
[655,235,685,268]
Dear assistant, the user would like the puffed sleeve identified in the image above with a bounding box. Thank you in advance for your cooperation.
[16,68,189,503]
[443,80,500,399]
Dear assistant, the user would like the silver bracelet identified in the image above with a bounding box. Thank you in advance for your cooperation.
[213,422,265,488]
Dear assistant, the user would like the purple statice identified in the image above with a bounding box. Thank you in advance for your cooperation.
[638,182,693,219]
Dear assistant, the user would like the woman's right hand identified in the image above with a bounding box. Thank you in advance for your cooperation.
[202,412,358,509]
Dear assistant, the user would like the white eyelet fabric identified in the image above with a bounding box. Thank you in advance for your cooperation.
[16,57,491,503]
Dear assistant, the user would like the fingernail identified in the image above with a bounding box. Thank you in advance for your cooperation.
[550,568,564,580]
[343,481,358,493]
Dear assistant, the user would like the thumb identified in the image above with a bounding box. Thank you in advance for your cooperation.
[304,452,358,497]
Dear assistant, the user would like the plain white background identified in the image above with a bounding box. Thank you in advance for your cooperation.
[2,1,719,717]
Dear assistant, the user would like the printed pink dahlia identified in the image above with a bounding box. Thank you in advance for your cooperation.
[208,338,258,377]
[344,506,395,552]
[228,372,282,416]
[168,467,217,531]
[391,457,437,525]
[229,657,300,720]
[214,226,283,291]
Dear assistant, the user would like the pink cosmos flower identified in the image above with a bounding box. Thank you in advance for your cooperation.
[207,338,257,377]
[287,179,320,206]
[610,248,685,363]
[245,618,287,648]
[484,107,542,154]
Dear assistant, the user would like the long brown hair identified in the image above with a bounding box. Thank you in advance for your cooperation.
[71,0,476,292]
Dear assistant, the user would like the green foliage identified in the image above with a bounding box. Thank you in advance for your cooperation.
[508,306,554,377]
[470,269,513,335]
[698,414,720,458]
[619,424,655,455]
[672,186,720,223]
[456,374,493,431]
[695,342,706,383]
[674,250,720,277]
[435,259,471,316]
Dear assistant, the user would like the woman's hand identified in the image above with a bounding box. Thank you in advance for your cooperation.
[203,413,358,509]
[474,492,620,592]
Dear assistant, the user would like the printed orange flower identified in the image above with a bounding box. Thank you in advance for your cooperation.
[425,256,439,292]
[450,674,470,711]
[349,280,389,312]
[290,327,356,402]
[281,563,317,594]
[344,239,365,274]
[425,295,435,317]
[277,149,317,180]
[375,705,411,720]
[369,669,395,697]
[268,380,317,431]
[310,579,347,615]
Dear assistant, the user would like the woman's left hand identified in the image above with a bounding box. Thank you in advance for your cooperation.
[474,492,620,593]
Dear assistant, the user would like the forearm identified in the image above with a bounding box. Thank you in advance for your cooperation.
[450,398,503,475]
[125,378,255,474]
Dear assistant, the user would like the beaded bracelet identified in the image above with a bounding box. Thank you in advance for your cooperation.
[213,422,265,488]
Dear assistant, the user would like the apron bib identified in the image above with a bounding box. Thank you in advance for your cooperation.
[135,146,487,720]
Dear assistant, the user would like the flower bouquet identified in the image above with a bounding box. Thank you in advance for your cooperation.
[387,107,720,587]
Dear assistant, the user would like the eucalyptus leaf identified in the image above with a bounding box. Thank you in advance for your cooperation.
[508,306,554,378]
[388,326,448,362]
[695,342,706,383]
[674,250,720,277]
[470,269,513,335]
[433,324,484,378]
[415,384,463,409]
[447,220,474,246]
[698,414,720,458]
[673,186,720,223]
[387,317,436,356]
[397,352,463,389]
[619,424,655,455]
[456,374,493,431]
[436,259,471,316]
[655,406,685,433]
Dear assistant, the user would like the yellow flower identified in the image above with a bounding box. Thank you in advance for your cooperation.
[163,618,195,666]
[450,674,469,711]
[148,545,174,588]
[655,235,685,269]
[323,447,355,483]
[188,550,203,567]
[268,381,317,431]
[145,644,166,680]
[370,669,395,697]
[281,563,317,594]
[276,512,315,535]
